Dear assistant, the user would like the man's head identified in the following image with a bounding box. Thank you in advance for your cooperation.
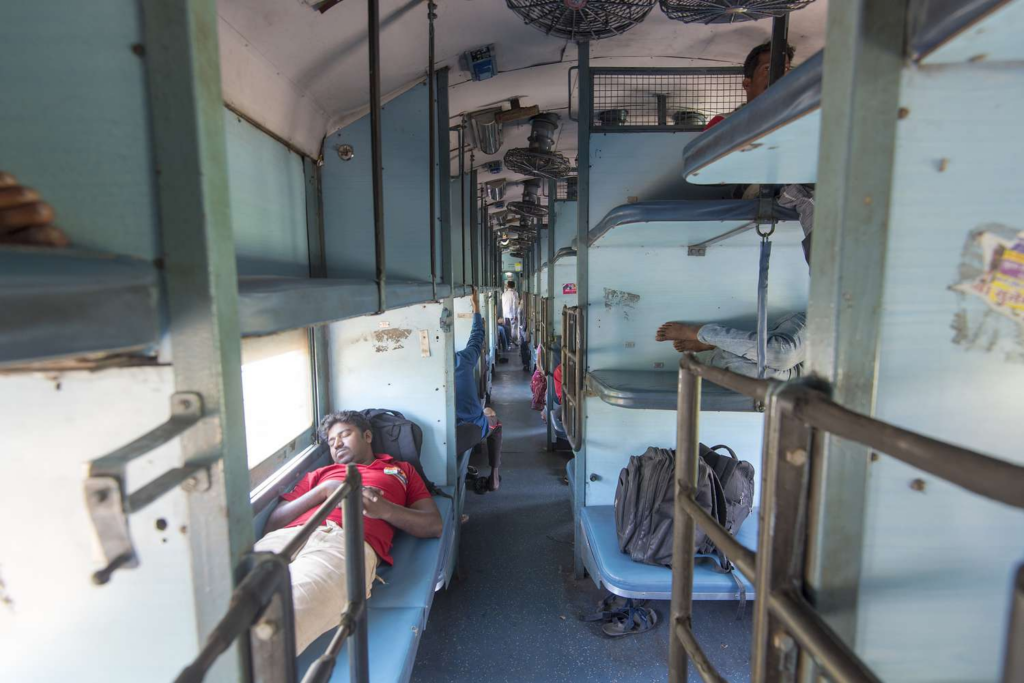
[506,280,515,290]
[743,40,795,103]
[318,411,375,466]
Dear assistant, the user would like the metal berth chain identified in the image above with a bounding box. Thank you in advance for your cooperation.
[175,464,370,683]
[669,354,1024,683]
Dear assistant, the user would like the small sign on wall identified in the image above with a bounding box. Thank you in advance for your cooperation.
[563,283,577,295]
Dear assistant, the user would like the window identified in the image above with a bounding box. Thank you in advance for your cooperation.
[241,328,314,470]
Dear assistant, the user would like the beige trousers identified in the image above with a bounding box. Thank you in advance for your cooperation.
[255,521,379,655]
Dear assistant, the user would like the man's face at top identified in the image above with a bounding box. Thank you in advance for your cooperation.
[327,421,374,465]
[743,51,791,103]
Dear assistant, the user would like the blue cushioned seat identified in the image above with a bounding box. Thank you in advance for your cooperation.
[296,606,424,683]
[580,505,757,600]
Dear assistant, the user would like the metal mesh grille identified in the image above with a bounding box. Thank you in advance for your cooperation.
[556,177,578,201]
[591,67,745,131]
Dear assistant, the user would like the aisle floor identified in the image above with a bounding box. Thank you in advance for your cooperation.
[412,352,752,683]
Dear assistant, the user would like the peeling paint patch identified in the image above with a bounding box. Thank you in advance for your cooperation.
[949,224,1024,363]
[603,288,641,320]
[371,328,412,353]
[0,566,14,613]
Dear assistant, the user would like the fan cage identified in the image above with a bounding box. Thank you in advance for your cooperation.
[660,0,816,24]
[504,148,573,180]
[506,0,657,42]
[587,67,746,132]
[507,200,548,219]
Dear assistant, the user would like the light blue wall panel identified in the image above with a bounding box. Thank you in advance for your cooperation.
[0,1,159,259]
[450,173,473,285]
[328,303,454,486]
[553,258,578,316]
[323,84,434,282]
[555,200,577,251]
[583,397,764,507]
[588,221,808,371]
[224,111,309,277]
[854,63,1024,683]
[590,134,734,227]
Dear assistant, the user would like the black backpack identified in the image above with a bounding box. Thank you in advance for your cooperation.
[358,409,450,499]
[613,444,754,571]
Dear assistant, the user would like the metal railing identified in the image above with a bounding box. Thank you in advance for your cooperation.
[669,354,1024,683]
[176,464,370,683]
[560,305,584,451]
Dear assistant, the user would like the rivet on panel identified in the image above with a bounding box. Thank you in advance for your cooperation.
[897,107,910,119]
[910,478,927,492]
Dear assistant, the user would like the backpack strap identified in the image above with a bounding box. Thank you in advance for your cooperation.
[705,444,741,490]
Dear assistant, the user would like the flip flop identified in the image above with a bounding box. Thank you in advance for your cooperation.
[601,605,658,637]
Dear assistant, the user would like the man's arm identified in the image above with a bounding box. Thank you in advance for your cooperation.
[263,482,334,535]
[362,489,443,538]
[458,287,485,365]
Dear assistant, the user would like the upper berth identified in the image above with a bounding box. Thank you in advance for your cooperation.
[587,370,760,413]
[0,246,452,367]
[681,0,1021,186]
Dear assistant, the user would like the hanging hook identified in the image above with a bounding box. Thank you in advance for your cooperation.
[756,221,776,241]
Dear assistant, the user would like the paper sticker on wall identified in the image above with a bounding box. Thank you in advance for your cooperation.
[419,330,431,358]
[562,283,577,295]
[950,226,1024,361]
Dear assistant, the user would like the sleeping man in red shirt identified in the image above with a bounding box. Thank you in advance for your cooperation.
[255,410,443,654]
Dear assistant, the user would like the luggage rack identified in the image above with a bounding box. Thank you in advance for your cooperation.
[669,354,1024,683]
[176,464,370,683]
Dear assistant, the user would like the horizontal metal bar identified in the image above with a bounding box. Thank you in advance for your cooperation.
[127,464,205,511]
[680,354,774,402]
[687,220,758,256]
[673,617,729,683]
[768,589,882,683]
[781,385,1024,510]
[175,555,291,683]
[281,478,357,562]
[591,66,744,76]
[89,391,203,478]
[593,127,705,134]
[677,490,757,582]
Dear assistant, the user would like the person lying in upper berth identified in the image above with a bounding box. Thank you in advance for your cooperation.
[256,410,443,654]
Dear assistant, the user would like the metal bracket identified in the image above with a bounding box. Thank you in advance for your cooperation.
[85,391,204,585]
[687,220,758,257]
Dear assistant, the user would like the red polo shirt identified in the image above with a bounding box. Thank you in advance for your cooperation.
[280,454,432,565]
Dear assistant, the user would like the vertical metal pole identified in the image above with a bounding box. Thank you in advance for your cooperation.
[803,0,906,655]
[342,465,369,683]
[753,385,814,683]
[546,180,557,450]
[437,72,452,292]
[572,39,591,580]
[368,0,386,312]
[457,126,466,288]
[140,0,252,675]
[669,365,701,683]
[769,14,789,86]
[427,2,437,299]
[1004,565,1024,683]
[470,169,479,286]
[304,156,331,418]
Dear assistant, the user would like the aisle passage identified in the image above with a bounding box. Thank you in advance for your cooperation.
[412,355,753,683]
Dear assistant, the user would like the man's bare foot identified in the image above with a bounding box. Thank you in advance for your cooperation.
[673,339,715,353]
[489,469,500,492]
[655,321,703,342]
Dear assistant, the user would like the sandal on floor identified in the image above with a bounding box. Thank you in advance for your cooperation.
[601,606,658,637]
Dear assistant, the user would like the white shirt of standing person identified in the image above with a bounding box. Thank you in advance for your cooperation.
[501,288,519,319]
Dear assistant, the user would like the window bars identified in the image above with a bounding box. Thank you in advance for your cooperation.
[586,67,746,132]
[561,305,584,451]
[670,354,1024,683]
[176,464,370,683]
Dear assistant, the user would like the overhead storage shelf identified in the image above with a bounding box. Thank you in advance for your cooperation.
[587,369,760,413]
[0,247,160,367]
[681,51,823,187]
